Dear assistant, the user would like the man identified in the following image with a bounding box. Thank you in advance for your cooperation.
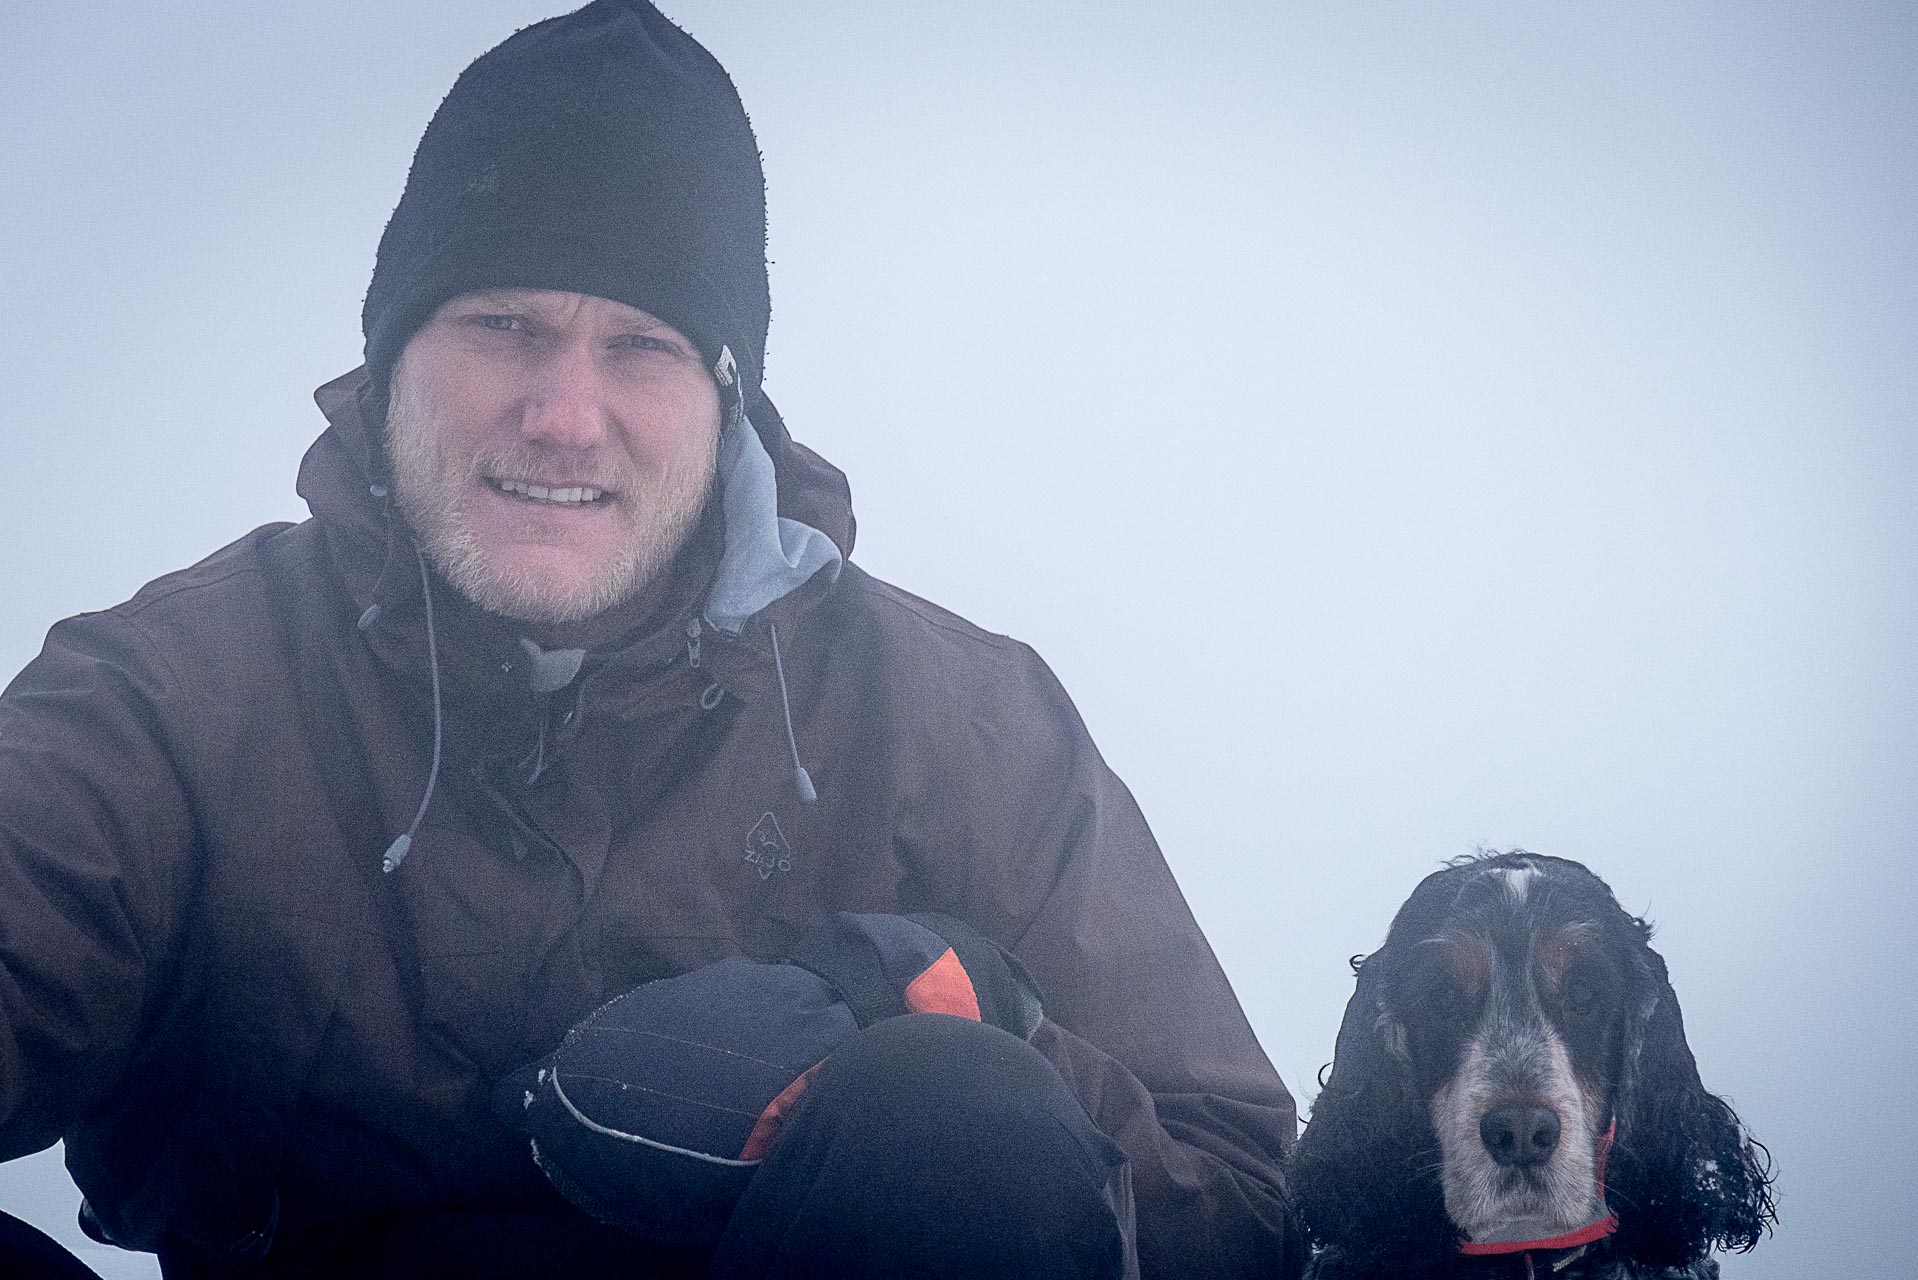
[0,3,1302,1276]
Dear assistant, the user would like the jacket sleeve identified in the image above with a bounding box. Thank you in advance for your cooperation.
[926,637,1306,1279]
[0,609,192,1157]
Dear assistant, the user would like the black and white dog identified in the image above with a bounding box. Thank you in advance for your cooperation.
[1291,851,1773,1278]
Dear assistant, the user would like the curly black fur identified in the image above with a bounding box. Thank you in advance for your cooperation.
[1291,852,1774,1278]
[1604,933,1773,1267]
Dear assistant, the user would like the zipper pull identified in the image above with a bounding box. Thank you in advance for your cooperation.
[685,616,703,669]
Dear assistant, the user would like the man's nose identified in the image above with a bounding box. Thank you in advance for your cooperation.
[516,343,611,448]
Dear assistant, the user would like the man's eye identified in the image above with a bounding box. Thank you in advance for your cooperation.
[474,315,523,332]
[613,333,674,353]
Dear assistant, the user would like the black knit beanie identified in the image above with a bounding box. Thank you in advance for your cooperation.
[361,0,769,410]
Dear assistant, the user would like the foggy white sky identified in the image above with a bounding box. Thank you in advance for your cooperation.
[2,3,1912,1275]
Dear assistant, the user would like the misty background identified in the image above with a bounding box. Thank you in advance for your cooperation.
[2,3,1911,1276]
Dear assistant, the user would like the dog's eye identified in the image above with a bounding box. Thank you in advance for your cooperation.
[1412,969,1472,1018]
[1564,977,1598,1017]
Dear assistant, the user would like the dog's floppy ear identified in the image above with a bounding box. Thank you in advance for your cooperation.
[1291,951,1457,1277]
[1607,927,1775,1268]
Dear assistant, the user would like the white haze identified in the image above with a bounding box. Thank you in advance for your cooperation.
[1,4,1912,1276]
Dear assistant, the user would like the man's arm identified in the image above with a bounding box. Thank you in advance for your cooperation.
[0,610,190,1156]
[925,637,1305,1278]
[1031,1018,1300,1275]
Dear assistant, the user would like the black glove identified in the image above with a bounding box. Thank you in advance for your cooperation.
[495,912,1043,1243]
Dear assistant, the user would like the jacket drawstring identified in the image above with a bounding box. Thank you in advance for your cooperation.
[372,568,812,863]
[381,546,444,873]
[769,621,816,803]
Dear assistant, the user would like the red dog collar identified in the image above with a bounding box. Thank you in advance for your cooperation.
[1456,1210,1618,1257]
[1458,1119,1619,1260]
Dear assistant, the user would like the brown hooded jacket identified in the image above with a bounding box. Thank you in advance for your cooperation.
[0,371,1302,1275]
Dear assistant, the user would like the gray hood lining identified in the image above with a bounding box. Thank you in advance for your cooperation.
[705,418,842,634]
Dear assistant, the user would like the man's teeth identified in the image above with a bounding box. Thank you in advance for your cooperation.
[493,479,604,504]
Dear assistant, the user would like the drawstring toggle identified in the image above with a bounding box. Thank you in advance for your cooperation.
[769,621,817,805]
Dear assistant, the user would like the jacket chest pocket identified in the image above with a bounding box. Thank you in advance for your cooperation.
[399,824,591,1077]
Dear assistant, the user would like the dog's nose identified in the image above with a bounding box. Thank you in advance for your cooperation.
[1480,1104,1560,1167]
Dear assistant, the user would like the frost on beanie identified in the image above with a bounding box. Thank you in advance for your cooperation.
[361,0,769,407]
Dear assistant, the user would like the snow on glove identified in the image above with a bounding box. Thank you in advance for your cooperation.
[495,911,1042,1244]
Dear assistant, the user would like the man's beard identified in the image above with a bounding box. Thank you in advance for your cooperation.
[383,366,719,625]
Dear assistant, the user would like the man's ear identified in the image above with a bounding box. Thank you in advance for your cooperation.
[355,371,397,482]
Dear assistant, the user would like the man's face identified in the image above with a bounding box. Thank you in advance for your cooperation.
[386,288,723,624]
